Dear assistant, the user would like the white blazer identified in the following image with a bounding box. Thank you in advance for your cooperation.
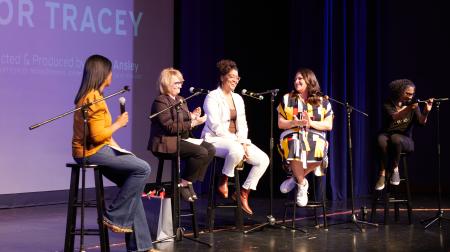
[201,87,251,144]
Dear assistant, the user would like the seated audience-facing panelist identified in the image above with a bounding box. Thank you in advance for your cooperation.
[277,68,333,206]
[375,79,433,190]
[149,68,215,202]
[72,55,157,252]
[201,59,269,215]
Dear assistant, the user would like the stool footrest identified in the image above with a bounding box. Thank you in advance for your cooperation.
[214,203,238,208]
[66,163,100,169]
[73,202,98,208]
[284,201,324,208]
[388,199,409,203]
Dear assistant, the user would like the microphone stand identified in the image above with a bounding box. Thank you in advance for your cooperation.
[243,89,284,234]
[327,96,378,232]
[149,92,211,247]
[29,86,130,252]
[421,99,449,229]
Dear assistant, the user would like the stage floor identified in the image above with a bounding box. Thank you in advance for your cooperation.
[0,195,449,251]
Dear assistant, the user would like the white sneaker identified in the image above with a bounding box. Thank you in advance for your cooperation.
[296,179,309,207]
[280,177,296,193]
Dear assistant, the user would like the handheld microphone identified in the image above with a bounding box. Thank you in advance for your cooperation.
[189,87,210,94]
[241,89,264,100]
[119,97,126,114]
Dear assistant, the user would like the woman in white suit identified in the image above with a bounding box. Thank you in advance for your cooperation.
[201,59,269,215]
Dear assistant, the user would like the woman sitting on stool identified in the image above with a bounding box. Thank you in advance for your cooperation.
[72,55,156,252]
[277,68,333,207]
[375,79,433,190]
[201,59,269,215]
[149,68,215,202]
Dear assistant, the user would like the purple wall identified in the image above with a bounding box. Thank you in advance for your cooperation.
[0,0,173,194]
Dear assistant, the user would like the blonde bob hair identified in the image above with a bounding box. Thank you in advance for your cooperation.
[158,67,184,95]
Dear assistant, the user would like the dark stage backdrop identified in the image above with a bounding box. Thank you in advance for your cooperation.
[175,0,450,200]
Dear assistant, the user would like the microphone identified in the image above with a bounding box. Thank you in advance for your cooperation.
[189,87,209,94]
[119,97,126,114]
[241,89,264,100]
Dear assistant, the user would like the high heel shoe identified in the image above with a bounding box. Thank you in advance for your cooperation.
[187,182,198,200]
[179,185,194,202]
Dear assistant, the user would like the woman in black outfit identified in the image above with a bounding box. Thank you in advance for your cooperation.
[375,79,433,190]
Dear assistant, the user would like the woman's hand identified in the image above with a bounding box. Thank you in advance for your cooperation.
[424,98,434,112]
[115,112,128,127]
[191,114,207,128]
[190,107,202,120]
[292,114,308,127]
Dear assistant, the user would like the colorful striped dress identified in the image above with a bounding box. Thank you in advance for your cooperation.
[277,92,333,174]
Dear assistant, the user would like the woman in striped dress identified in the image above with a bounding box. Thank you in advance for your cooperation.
[277,68,333,206]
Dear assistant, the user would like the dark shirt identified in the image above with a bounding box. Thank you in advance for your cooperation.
[381,100,418,137]
[148,94,192,153]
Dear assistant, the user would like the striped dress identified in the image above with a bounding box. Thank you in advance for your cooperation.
[277,92,333,174]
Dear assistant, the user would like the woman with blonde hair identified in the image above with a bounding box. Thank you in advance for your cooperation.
[149,68,215,202]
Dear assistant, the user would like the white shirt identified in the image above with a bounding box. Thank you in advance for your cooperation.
[201,87,251,144]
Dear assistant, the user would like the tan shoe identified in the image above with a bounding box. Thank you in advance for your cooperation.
[232,188,253,215]
[217,174,229,198]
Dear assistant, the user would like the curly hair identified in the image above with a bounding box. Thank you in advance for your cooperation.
[216,59,238,86]
[294,68,322,105]
[388,79,415,101]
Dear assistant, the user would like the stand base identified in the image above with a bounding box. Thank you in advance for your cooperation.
[243,215,284,234]
[346,214,378,232]
[279,223,308,234]
[421,210,450,229]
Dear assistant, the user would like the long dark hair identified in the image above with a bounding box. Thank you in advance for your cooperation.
[74,55,112,104]
[294,68,322,105]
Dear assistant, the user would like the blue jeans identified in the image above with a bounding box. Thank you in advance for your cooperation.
[75,145,153,252]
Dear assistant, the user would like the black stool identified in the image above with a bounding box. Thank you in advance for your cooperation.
[64,163,109,252]
[207,157,244,232]
[371,153,413,224]
[282,174,328,232]
[155,157,199,238]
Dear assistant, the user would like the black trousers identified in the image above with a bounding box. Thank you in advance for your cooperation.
[157,140,215,182]
[377,133,414,171]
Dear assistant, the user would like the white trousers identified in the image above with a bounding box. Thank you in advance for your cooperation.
[211,138,269,190]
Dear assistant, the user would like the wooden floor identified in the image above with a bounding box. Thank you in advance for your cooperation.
[0,195,449,251]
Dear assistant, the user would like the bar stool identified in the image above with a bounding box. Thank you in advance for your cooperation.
[155,157,199,238]
[371,153,413,224]
[64,163,110,252]
[207,157,244,232]
[282,174,328,232]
